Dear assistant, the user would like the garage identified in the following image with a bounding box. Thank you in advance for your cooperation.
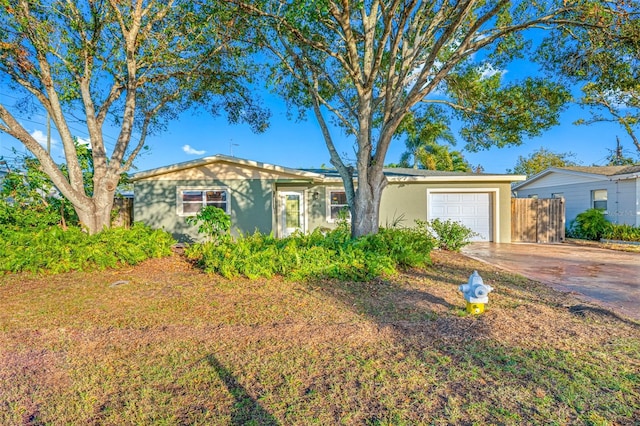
[428,192,492,241]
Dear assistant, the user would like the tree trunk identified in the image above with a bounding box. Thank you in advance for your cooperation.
[350,168,387,238]
[75,187,116,234]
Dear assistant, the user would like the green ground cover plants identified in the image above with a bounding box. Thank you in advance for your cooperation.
[0,223,175,274]
[0,251,637,424]
[185,219,476,281]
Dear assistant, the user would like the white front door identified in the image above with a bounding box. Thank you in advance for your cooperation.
[278,191,305,237]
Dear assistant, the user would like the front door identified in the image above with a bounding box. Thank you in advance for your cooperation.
[279,191,305,237]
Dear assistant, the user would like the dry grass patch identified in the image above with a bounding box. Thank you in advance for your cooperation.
[0,251,638,424]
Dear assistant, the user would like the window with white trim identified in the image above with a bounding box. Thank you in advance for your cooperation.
[178,188,229,216]
[328,190,350,221]
[592,189,607,210]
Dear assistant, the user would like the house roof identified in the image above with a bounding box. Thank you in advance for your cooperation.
[560,165,640,176]
[131,154,326,181]
[512,165,640,190]
[132,154,526,183]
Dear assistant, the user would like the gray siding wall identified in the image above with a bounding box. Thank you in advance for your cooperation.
[134,179,274,242]
[613,179,639,226]
[515,178,639,226]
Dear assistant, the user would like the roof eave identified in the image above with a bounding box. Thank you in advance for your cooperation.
[386,174,526,183]
[131,154,326,182]
[512,167,614,190]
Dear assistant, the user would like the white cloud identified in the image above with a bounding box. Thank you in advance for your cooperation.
[479,63,506,79]
[31,129,60,152]
[182,144,206,155]
[76,136,91,147]
[31,129,49,146]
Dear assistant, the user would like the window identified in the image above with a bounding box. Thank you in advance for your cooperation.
[528,194,538,199]
[328,190,350,221]
[592,189,607,210]
[178,188,229,216]
[552,193,564,199]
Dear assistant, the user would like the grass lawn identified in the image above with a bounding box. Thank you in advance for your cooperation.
[0,250,638,425]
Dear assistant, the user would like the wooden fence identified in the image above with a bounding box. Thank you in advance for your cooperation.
[112,197,133,229]
[511,198,565,243]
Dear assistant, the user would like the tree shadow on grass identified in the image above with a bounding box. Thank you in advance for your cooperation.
[205,354,280,426]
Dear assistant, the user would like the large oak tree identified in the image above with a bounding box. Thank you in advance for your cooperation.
[539,4,640,153]
[0,0,266,234]
[240,0,636,238]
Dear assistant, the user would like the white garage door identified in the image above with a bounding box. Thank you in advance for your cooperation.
[428,192,491,242]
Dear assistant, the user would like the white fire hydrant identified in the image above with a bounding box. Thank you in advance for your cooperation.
[459,271,493,314]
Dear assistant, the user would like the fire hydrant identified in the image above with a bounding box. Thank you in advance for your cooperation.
[459,271,493,314]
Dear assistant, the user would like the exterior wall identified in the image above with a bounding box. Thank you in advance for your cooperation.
[135,167,518,242]
[636,178,640,227]
[612,179,639,226]
[275,181,515,242]
[523,172,603,187]
[134,178,275,242]
[305,185,332,232]
[516,178,639,226]
[380,181,514,243]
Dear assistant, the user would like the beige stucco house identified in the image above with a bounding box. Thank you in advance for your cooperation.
[131,155,525,243]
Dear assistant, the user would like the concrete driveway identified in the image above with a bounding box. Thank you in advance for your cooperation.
[462,243,640,321]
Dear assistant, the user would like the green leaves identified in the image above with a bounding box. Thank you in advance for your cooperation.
[1,1,269,233]
[185,223,437,281]
[536,0,640,152]
[0,223,175,274]
[456,77,572,151]
[185,206,231,243]
[507,147,579,176]
[568,209,613,241]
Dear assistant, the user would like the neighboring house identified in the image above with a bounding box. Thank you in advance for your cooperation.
[131,154,525,243]
[513,165,640,227]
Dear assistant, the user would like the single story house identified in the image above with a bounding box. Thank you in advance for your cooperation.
[512,165,640,227]
[131,154,525,243]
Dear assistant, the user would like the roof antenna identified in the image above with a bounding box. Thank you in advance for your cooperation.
[229,140,239,157]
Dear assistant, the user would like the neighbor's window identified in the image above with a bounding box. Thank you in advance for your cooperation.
[552,193,564,199]
[592,189,607,210]
[329,190,350,221]
[528,194,539,199]
[179,188,229,216]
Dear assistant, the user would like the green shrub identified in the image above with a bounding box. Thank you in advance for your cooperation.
[603,224,640,242]
[0,199,71,231]
[0,222,175,274]
[185,206,231,243]
[424,218,478,251]
[185,222,436,282]
[568,209,613,241]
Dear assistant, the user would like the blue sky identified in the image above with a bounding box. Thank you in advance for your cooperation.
[1,82,636,176]
[137,92,635,174]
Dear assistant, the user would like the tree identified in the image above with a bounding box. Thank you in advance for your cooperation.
[508,147,579,177]
[417,145,472,173]
[239,0,630,238]
[0,1,267,234]
[398,108,456,169]
[397,111,471,172]
[0,149,77,229]
[539,4,640,152]
[604,137,637,166]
